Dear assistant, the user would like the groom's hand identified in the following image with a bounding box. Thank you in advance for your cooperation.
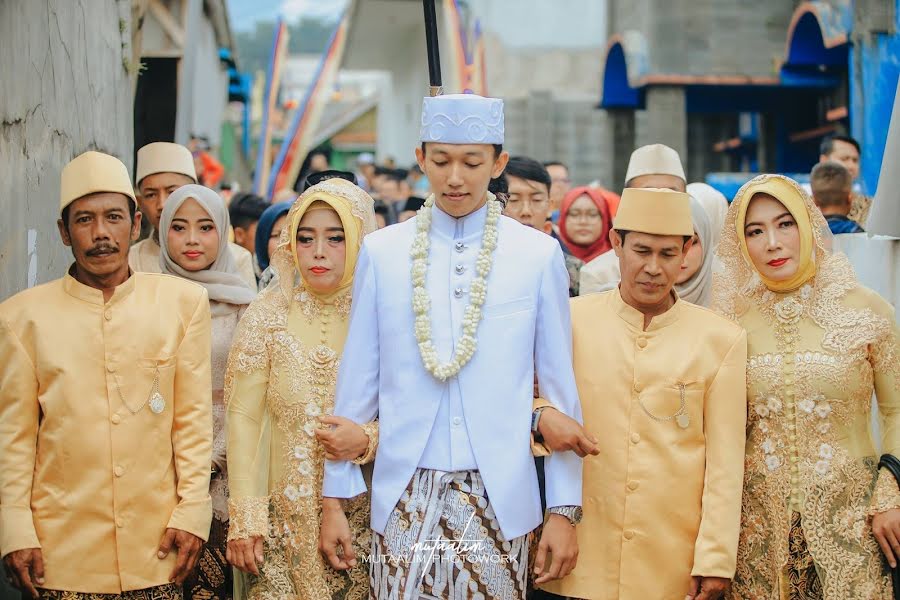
[533,513,578,584]
[538,408,600,457]
[319,498,357,570]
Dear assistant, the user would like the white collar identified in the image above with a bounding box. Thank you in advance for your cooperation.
[430,199,489,241]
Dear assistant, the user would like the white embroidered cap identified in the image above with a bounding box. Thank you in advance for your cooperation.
[419,94,504,144]
[624,143,686,184]
[135,142,197,186]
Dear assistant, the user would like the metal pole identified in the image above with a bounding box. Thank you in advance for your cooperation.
[422,0,443,97]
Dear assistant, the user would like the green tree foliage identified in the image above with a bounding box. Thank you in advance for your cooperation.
[234,17,335,76]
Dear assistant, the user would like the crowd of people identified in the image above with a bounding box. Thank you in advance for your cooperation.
[0,91,897,600]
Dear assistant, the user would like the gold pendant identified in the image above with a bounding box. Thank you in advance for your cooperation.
[149,392,166,414]
[676,413,690,429]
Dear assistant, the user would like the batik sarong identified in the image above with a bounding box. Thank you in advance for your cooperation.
[782,512,824,600]
[39,584,182,600]
[370,468,530,600]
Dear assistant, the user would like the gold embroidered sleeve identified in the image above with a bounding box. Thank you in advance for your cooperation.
[226,297,276,517]
[869,294,900,517]
[227,496,269,540]
[352,420,379,465]
[872,295,900,454]
[870,307,900,398]
[870,470,900,516]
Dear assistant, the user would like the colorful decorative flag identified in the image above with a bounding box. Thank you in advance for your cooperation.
[442,0,488,95]
[252,18,289,196]
[472,19,488,96]
[268,10,351,198]
[443,0,466,93]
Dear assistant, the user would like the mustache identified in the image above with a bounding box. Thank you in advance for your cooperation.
[86,244,119,256]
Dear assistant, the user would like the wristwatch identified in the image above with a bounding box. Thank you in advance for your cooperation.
[548,505,583,526]
[531,406,547,440]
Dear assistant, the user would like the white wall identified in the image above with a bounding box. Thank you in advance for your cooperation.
[468,0,607,49]
[0,0,134,301]
[188,15,230,148]
[343,0,442,164]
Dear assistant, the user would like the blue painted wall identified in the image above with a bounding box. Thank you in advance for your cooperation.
[850,1,900,196]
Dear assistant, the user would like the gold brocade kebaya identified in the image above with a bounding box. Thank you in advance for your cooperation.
[714,174,900,599]
[225,180,377,600]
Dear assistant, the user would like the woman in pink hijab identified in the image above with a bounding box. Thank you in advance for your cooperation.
[558,186,616,263]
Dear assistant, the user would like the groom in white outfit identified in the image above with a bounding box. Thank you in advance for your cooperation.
[319,93,584,600]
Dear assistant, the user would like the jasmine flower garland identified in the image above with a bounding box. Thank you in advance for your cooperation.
[410,193,501,381]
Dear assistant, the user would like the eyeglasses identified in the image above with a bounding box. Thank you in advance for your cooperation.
[565,211,603,222]
[505,197,548,208]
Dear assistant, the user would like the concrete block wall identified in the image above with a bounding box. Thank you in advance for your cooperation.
[686,113,738,183]
[0,0,134,302]
[553,98,615,188]
[601,0,808,182]
[503,92,614,189]
[609,0,796,78]
[658,0,794,77]
[608,109,636,187]
[636,86,687,162]
[483,36,605,100]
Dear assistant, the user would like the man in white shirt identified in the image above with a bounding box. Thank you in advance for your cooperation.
[320,94,584,600]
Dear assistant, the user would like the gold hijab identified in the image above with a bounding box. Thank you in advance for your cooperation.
[714,174,832,316]
[266,178,378,301]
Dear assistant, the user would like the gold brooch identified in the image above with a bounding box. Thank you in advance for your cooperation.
[149,372,165,414]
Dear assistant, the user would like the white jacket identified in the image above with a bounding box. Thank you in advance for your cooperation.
[323,203,583,539]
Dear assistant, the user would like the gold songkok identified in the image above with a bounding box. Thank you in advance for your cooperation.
[60,151,136,212]
[135,142,197,186]
[613,187,693,236]
[624,143,686,183]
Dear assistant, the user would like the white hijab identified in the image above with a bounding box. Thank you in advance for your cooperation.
[159,184,257,312]
[687,182,729,250]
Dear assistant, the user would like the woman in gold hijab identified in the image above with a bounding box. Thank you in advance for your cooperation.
[224,180,379,600]
[714,174,900,599]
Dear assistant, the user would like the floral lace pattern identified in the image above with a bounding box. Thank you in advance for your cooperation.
[848,192,872,227]
[296,288,352,323]
[225,285,371,600]
[211,305,244,523]
[715,175,900,599]
[224,184,378,600]
[229,496,269,540]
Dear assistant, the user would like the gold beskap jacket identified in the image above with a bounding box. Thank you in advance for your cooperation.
[0,272,212,593]
[542,289,747,600]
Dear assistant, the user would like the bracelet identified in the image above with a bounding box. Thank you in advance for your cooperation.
[352,420,378,465]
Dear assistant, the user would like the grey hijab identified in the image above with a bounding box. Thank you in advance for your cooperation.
[159,184,257,311]
[675,196,716,307]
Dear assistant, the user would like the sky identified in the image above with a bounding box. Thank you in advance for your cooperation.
[227,0,347,31]
[225,0,606,49]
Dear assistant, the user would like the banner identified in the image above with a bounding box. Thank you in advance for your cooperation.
[442,0,487,95]
[252,18,289,196]
[268,10,351,198]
